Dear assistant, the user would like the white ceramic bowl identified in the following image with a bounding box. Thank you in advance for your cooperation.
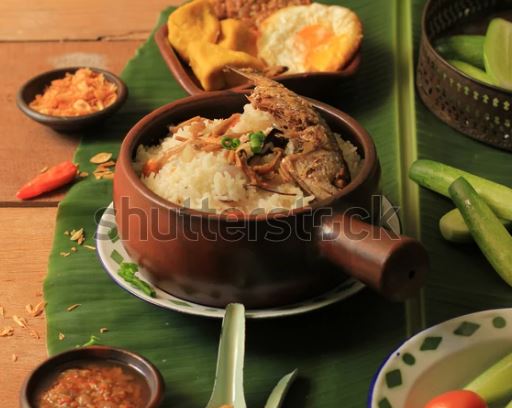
[369,309,512,408]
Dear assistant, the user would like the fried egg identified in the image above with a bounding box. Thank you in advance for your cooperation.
[258,3,363,74]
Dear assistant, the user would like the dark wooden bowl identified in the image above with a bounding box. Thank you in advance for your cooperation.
[20,346,164,408]
[113,90,428,309]
[16,67,128,132]
[154,24,361,98]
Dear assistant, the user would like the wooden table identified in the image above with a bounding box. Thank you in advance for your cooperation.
[0,1,180,404]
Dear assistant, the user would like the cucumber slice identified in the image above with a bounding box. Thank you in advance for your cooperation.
[449,177,512,288]
[448,59,495,85]
[465,351,512,404]
[409,160,512,221]
[439,208,511,244]
[435,35,485,69]
[484,18,512,91]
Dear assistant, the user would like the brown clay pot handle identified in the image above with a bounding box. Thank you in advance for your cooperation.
[318,212,429,301]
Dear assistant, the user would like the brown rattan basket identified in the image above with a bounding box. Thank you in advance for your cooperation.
[417,0,512,152]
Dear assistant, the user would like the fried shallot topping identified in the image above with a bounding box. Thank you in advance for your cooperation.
[29,68,117,117]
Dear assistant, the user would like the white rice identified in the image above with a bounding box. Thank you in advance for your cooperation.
[135,104,363,214]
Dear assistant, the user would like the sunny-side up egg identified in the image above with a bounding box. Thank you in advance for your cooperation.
[258,3,363,74]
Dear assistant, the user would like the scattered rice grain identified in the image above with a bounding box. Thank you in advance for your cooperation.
[12,315,28,328]
[90,152,112,164]
[58,332,65,341]
[84,245,96,251]
[12,354,17,362]
[25,304,34,315]
[93,169,114,180]
[70,228,84,242]
[101,172,114,180]
[66,304,81,312]
[99,327,109,333]
[0,327,14,337]
[33,302,46,317]
[97,160,116,169]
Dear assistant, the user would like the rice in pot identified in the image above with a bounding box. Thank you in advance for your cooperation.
[134,104,362,214]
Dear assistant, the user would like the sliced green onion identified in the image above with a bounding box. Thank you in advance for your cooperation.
[249,131,265,154]
[221,136,240,150]
[78,335,101,348]
[118,262,156,298]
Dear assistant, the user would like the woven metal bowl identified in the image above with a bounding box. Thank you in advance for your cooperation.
[417,0,512,152]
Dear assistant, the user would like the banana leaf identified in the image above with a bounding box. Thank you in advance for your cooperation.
[410,0,512,325]
[44,1,512,407]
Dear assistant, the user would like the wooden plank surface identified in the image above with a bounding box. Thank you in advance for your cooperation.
[0,0,180,41]
[0,208,56,406]
[0,40,143,204]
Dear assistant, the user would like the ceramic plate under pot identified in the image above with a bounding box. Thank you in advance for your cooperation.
[96,197,400,319]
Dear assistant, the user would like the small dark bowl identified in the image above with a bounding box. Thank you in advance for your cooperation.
[154,24,361,98]
[16,67,128,132]
[20,346,164,408]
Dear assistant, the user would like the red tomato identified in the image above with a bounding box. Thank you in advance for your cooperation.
[425,390,487,408]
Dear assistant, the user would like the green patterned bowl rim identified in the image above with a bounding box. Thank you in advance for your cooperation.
[368,308,512,408]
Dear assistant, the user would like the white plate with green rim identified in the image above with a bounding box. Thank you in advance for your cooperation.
[96,196,400,319]
[369,308,512,408]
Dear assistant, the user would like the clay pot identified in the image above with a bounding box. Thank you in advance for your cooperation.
[113,90,428,308]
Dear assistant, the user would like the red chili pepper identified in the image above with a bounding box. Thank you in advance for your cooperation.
[16,160,78,200]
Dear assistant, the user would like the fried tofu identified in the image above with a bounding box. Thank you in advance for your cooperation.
[218,19,258,57]
[188,41,265,91]
[167,0,220,62]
